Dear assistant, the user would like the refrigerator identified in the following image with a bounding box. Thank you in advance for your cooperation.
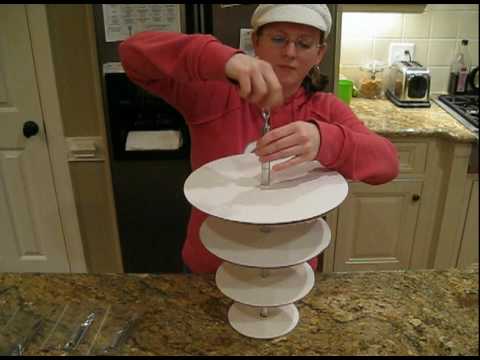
[92,4,339,274]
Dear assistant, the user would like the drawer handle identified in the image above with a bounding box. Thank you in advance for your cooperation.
[412,194,421,202]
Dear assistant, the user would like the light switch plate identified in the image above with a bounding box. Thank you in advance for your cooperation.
[388,43,416,65]
[66,137,105,162]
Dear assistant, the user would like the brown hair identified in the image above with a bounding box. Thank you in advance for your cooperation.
[254,25,329,97]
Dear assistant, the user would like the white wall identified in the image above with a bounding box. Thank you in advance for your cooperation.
[339,4,479,94]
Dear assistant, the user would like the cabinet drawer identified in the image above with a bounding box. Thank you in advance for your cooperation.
[394,142,428,175]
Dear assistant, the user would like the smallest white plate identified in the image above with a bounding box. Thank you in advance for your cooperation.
[228,302,299,339]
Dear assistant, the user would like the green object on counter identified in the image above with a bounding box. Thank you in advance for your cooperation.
[336,79,353,105]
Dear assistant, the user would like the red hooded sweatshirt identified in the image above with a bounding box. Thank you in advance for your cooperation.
[119,31,399,273]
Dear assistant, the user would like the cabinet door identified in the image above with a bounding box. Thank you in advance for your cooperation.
[457,179,479,270]
[334,180,423,272]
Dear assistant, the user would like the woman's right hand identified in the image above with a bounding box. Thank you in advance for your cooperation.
[225,53,284,109]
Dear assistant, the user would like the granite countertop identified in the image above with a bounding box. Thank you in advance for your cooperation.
[0,269,477,356]
[349,97,477,143]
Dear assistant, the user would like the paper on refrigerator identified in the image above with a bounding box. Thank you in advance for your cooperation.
[102,4,181,42]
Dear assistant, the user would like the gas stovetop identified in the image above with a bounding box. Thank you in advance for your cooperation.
[435,95,479,135]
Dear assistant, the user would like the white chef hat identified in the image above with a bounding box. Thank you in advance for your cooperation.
[251,4,332,38]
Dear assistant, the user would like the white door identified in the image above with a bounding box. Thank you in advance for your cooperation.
[0,5,70,272]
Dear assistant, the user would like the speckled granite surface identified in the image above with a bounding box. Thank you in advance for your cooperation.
[0,269,477,356]
[350,97,477,143]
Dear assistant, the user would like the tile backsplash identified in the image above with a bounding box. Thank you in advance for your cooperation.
[339,4,479,94]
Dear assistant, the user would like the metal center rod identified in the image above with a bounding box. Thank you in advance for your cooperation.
[260,307,269,318]
[261,109,271,186]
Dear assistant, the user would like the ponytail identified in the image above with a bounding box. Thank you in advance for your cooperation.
[302,66,329,96]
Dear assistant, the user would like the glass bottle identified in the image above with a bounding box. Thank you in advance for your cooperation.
[448,39,472,95]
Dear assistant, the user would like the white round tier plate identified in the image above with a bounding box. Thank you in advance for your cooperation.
[184,153,348,224]
[228,302,299,339]
[216,262,314,307]
[200,216,331,268]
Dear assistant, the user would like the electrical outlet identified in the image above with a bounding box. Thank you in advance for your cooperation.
[388,43,416,65]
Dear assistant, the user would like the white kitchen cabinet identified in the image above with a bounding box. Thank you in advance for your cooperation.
[324,138,430,272]
[456,178,479,270]
[323,138,474,273]
[432,142,474,269]
[333,180,423,272]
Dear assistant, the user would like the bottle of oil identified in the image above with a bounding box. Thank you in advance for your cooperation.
[448,40,471,95]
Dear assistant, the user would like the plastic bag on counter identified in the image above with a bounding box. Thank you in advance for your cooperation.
[38,302,108,356]
[0,306,34,355]
[0,304,56,356]
[0,296,141,356]
[87,304,142,356]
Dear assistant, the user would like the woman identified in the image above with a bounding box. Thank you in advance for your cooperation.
[119,4,399,273]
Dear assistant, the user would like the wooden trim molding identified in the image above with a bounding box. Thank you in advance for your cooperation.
[42,4,124,273]
[26,4,87,272]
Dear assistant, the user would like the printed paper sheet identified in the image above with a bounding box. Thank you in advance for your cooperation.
[102,4,181,42]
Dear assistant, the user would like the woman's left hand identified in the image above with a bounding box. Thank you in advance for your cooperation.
[254,121,321,172]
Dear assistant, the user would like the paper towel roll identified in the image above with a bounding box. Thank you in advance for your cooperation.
[125,130,183,151]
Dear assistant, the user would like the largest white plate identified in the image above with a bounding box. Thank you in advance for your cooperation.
[184,153,348,224]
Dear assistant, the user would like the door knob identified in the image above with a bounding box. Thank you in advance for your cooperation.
[412,194,421,202]
[23,121,39,138]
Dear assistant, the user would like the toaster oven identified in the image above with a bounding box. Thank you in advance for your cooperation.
[385,61,431,108]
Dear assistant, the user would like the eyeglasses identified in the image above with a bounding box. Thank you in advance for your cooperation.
[263,33,324,52]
